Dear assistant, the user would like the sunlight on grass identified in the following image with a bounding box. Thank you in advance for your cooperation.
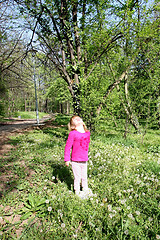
[0,115,159,239]
[13,111,48,119]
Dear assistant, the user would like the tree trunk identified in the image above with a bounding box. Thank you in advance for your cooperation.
[124,115,129,139]
[72,84,81,115]
[66,101,70,114]
[25,95,27,112]
[124,74,140,132]
[116,84,140,132]
[44,98,48,112]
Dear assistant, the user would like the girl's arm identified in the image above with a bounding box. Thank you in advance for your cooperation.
[64,131,74,164]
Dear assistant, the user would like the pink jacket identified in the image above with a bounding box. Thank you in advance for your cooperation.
[64,130,90,162]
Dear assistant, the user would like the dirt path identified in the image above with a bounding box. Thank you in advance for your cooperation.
[0,115,57,237]
[0,115,53,155]
[0,113,64,238]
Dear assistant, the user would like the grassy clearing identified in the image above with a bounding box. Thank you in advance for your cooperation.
[0,115,160,239]
[12,111,48,119]
[0,111,48,122]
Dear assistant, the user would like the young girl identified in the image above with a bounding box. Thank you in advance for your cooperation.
[64,116,92,198]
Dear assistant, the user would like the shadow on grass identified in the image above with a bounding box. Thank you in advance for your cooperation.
[7,138,35,146]
[0,136,36,199]
[38,140,62,149]
[42,127,68,140]
[51,163,73,190]
[52,114,71,126]
[0,155,27,199]
[140,160,160,176]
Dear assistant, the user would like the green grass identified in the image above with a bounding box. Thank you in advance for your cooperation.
[13,111,48,119]
[0,111,49,122]
[0,115,160,239]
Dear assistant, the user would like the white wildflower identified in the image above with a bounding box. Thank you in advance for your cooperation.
[73,234,77,238]
[156,235,160,239]
[95,152,100,158]
[108,205,112,211]
[119,199,126,204]
[135,211,140,216]
[103,198,107,203]
[61,223,65,228]
[117,207,121,211]
[128,213,134,220]
[124,230,129,235]
[109,214,114,219]
[90,160,93,166]
[48,207,52,212]
[45,199,49,204]
[148,217,153,222]
[112,210,117,214]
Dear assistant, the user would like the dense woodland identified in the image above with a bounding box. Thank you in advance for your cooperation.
[0,0,160,131]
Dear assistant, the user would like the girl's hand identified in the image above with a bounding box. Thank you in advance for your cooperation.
[65,161,70,167]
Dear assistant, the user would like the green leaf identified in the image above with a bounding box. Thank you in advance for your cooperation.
[20,207,30,212]
[28,194,35,208]
[20,211,32,220]
[36,198,46,207]
[24,202,32,209]
[35,206,44,211]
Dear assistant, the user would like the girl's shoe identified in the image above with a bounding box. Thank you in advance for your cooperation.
[75,189,94,200]
[83,188,93,196]
[81,188,93,199]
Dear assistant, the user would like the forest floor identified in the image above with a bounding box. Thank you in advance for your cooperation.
[0,114,54,156]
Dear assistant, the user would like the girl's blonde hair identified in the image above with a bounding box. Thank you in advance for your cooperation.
[68,115,87,132]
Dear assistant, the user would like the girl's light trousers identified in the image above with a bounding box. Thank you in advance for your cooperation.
[71,161,88,193]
